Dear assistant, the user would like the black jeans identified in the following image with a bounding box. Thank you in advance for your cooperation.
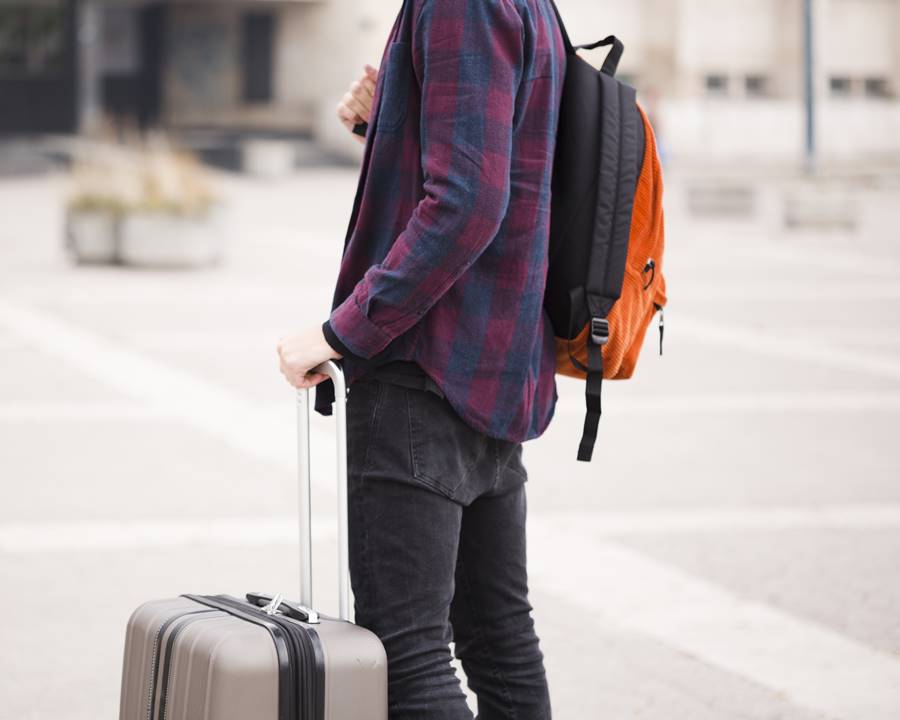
[346,374,552,719]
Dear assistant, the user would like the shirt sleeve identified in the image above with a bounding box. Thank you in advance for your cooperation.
[328,0,525,359]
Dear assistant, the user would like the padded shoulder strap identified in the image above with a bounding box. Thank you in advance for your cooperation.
[576,77,640,463]
[585,76,639,320]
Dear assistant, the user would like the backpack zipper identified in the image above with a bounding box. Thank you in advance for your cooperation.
[642,259,656,290]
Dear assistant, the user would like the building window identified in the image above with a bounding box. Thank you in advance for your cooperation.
[0,2,66,76]
[745,75,769,98]
[829,76,853,98]
[100,6,141,75]
[242,12,275,104]
[704,74,729,97]
[864,77,892,99]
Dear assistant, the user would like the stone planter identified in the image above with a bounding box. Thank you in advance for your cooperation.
[66,209,119,264]
[242,139,297,179]
[118,205,226,269]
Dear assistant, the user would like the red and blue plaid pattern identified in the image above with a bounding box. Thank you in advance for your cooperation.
[321,0,567,442]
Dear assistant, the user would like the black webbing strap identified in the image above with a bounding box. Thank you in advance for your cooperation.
[575,36,624,76]
[578,337,604,462]
[546,0,623,77]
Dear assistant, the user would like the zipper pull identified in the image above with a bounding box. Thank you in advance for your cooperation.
[642,259,656,290]
[658,306,664,356]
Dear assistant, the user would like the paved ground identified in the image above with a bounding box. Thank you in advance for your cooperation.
[1,163,899,720]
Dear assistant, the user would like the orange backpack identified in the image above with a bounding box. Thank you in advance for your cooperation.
[555,107,666,382]
[544,7,667,462]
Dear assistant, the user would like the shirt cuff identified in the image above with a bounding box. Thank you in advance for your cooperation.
[321,320,355,359]
[328,293,394,359]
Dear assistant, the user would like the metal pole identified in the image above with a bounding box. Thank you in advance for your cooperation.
[329,366,351,623]
[803,0,816,174]
[77,0,103,135]
[297,388,314,609]
[296,362,351,622]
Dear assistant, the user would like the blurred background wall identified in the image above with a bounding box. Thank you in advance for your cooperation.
[2,0,899,167]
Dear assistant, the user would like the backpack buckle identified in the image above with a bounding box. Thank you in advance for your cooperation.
[590,318,609,346]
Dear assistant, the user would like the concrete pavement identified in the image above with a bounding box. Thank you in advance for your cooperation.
[1,165,899,719]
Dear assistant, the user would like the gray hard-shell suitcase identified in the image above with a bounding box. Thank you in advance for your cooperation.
[118,362,388,720]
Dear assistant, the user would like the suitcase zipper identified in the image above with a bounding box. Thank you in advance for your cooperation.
[183,594,325,720]
[216,594,324,720]
[145,609,216,720]
[157,612,224,720]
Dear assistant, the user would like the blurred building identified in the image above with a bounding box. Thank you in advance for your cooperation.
[0,0,397,154]
[1,0,899,164]
[589,0,900,164]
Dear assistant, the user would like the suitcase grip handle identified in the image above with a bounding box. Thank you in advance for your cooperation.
[246,592,320,624]
[297,360,351,622]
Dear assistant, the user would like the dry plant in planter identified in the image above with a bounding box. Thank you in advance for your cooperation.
[66,136,225,268]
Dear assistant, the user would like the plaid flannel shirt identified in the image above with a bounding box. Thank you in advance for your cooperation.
[316,0,567,442]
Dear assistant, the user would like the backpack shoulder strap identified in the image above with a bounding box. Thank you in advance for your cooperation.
[577,76,641,462]
[586,77,639,313]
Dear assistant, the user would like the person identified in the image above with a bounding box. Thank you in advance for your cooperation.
[277,0,566,717]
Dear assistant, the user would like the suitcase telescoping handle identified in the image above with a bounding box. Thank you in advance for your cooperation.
[296,360,351,622]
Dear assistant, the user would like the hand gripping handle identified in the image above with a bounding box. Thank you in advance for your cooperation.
[296,361,351,621]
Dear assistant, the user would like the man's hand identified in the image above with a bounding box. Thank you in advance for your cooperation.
[278,325,343,390]
[336,64,378,144]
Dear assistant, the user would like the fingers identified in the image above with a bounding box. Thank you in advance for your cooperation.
[296,372,329,389]
[336,65,378,131]
[336,101,359,122]
[340,88,370,125]
[277,346,329,391]
[355,76,376,112]
[337,104,361,133]
[281,365,329,390]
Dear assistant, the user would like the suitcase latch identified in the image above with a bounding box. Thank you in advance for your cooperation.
[253,592,320,624]
[262,593,284,615]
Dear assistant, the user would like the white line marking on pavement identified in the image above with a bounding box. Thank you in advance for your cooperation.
[527,518,900,720]
[677,282,900,302]
[0,298,324,471]
[4,391,900,426]
[731,242,900,280]
[0,404,174,422]
[547,504,900,535]
[0,517,332,554]
[4,504,900,554]
[554,389,900,417]
[677,314,900,381]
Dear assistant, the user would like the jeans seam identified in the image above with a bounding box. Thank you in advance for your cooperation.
[407,388,476,499]
[490,441,503,493]
[355,476,372,613]
[456,552,517,718]
[360,379,386,478]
